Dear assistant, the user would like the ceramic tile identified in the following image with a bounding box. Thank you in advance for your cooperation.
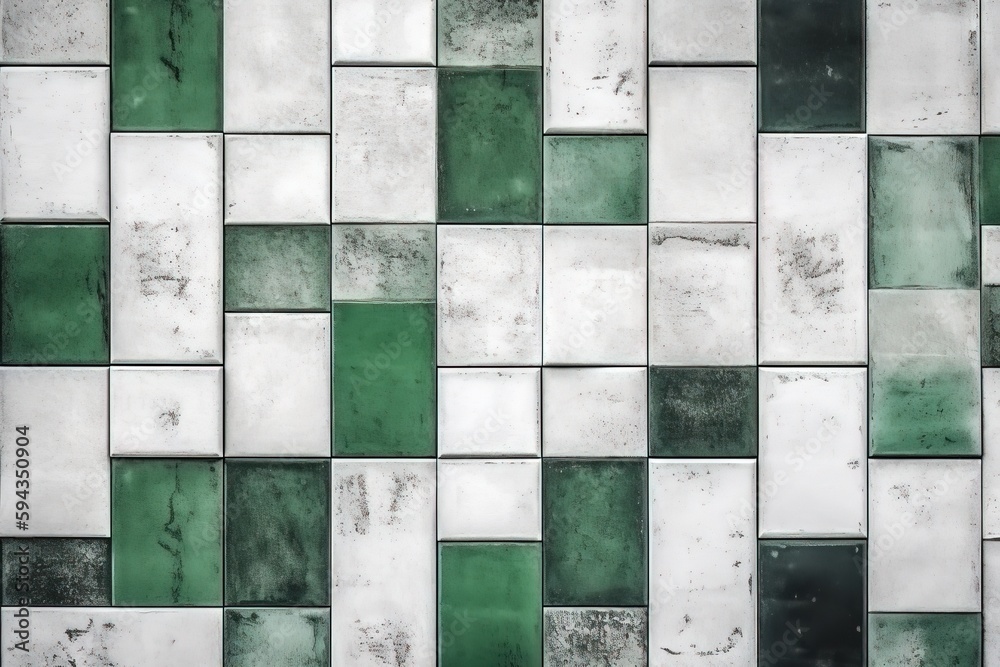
[438,459,541,540]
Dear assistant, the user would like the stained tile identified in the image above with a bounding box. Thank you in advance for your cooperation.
[439,542,542,667]
[438,459,541,541]
[1,538,110,606]
[758,541,865,666]
[224,225,331,312]
[225,460,330,607]
[438,69,541,223]
[112,459,222,606]
[984,228,1000,284]
[649,366,757,457]
[544,136,647,224]
[542,367,647,458]
[986,287,1000,366]
[223,135,330,224]
[543,459,646,606]
[225,608,330,666]
[333,0,435,64]
[0,67,109,221]
[333,460,435,666]
[224,314,331,457]
[111,0,221,130]
[332,225,436,302]
[0,225,109,364]
[438,0,540,66]
[986,0,1000,133]
[648,0,755,64]
[1,0,109,63]
[869,136,978,289]
[869,289,980,456]
[869,613,981,665]
[544,608,647,667]
[333,68,436,223]
[758,0,864,131]
[983,136,1000,226]
[438,368,541,457]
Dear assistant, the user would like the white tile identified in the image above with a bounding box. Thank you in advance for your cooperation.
[224,0,330,132]
[758,135,868,365]
[868,459,981,612]
[1,0,109,63]
[332,224,436,301]
[758,368,867,538]
[438,368,541,457]
[110,134,223,364]
[333,460,435,667]
[649,459,756,666]
[0,67,108,221]
[986,541,1000,667]
[648,0,755,64]
[0,368,109,537]
[543,226,646,365]
[649,67,755,223]
[333,68,435,222]
[984,368,1000,538]
[333,0,435,64]
[438,459,541,540]
[649,223,756,365]
[224,135,330,224]
[985,0,1000,132]
[438,226,542,366]
[984,227,1000,285]
[866,0,979,134]
[110,367,223,457]
[1,608,223,666]
[543,0,646,133]
[225,314,331,457]
[542,367,647,457]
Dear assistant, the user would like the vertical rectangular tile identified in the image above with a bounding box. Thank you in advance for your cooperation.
[333,460,435,666]
[1,0,109,63]
[649,459,756,666]
[987,369,1000,538]
[758,135,867,364]
[983,136,1000,225]
[333,0,435,64]
[1,538,110,605]
[1,67,109,221]
[986,541,1000,666]
[649,67,756,222]
[985,0,1000,133]
[868,459,981,612]
[648,0,755,64]
[111,134,223,364]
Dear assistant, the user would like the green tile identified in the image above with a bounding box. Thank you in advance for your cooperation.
[1,539,110,606]
[438,0,541,66]
[331,225,436,302]
[987,286,1000,367]
[649,367,758,457]
[225,225,331,312]
[225,608,331,666]
[983,137,1000,225]
[111,0,222,130]
[439,542,542,667]
[0,225,109,364]
[333,302,435,457]
[543,136,647,224]
[225,460,330,606]
[543,459,646,606]
[869,136,979,289]
[869,613,981,666]
[438,68,541,223]
[112,459,222,606]
[758,0,864,131]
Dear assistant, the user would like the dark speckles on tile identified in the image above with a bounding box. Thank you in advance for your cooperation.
[869,613,981,666]
[438,0,540,66]
[331,225,436,302]
[544,608,646,667]
[1,538,111,606]
[225,608,331,666]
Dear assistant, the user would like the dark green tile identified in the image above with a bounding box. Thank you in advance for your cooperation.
[649,367,757,457]
[985,286,1000,367]
[111,0,222,130]
[438,68,541,223]
[543,136,647,224]
[1,225,109,364]
[983,137,1000,226]
[758,541,865,666]
[869,613,981,666]
[869,136,979,289]
[225,608,331,666]
[1,539,110,606]
[439,542,542,667]
[759,0,864,131]
[543,459,646,606]
[225,225,331,312]
[225,460,330,606]
[333,302,435,457]
[112,459,222,606]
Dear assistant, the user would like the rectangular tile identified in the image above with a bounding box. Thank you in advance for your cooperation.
[438,459,541,540]
[1,0,109,63]
[333,0,435,64]
[545,608,647,666]
[984,136,1000,225]
[439,0,540,66]
[986,0,1000,133]
[1,538,110,606]
[987,541,1000,666]
[438,368,541,457]
[985,368,1000,538]
[332,225,436,302]
[226,609,330,666]
[543,136,647,224]
[648,0,754,64]
[869,613,981,665]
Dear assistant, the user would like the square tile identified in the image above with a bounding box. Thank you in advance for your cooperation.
[543,226,647,365]
[438,0,540,66]
[544,608,647,667]
[438,368,541,457]
[224,225,331,312]
[0,225,109,364]
[438,459,541,541]
[1,538,110,606]
[332,225,436,302]
[333,0,435,64]
[869,613,982,665]
[1,0,109,63]
[438,69,541,223]
[225,609,331,666]
[224,314,331,457]
[544,136,647,224]
[648,0,755,64]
